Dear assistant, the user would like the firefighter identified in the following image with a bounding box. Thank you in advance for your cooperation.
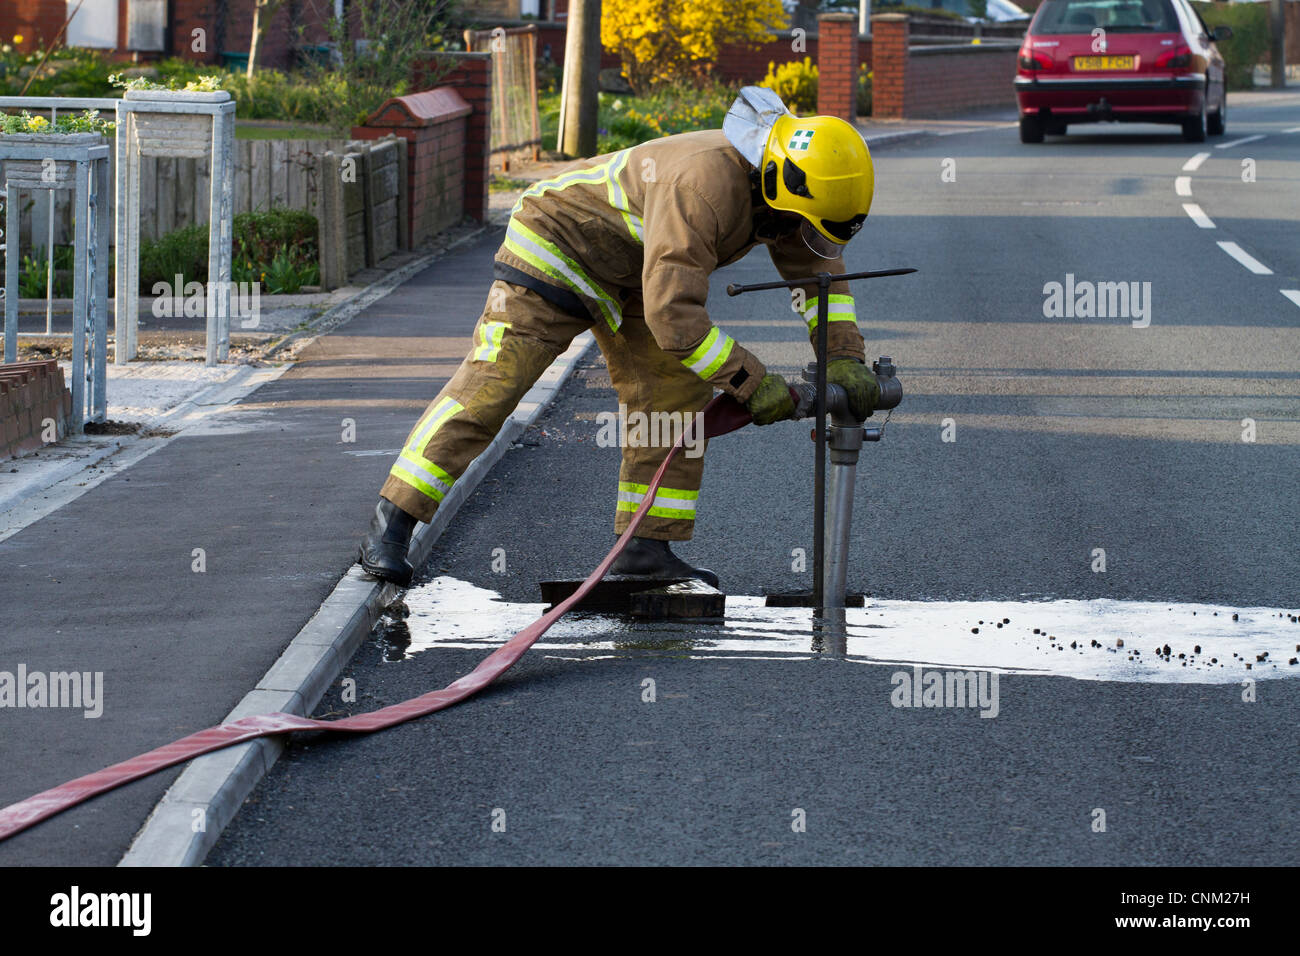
[360,87,880,587]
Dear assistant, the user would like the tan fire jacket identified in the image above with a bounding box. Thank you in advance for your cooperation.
[497,129,866,404]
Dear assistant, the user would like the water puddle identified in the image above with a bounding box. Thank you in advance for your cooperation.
[372,576,1300,684]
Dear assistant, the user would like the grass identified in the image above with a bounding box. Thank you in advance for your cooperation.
[489,175,533,192]
[235,121,334,140]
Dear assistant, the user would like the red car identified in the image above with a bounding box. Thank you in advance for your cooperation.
[1014,0,1232,143]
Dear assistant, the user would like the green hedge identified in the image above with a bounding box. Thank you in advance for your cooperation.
[1192,1,1269,91]
[139,207,320,295]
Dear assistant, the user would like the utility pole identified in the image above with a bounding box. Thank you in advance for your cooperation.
[859,0,872,36]
[1271,0,1286,89]
[558,0,600,157]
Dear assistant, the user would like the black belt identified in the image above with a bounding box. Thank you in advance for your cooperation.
[493,261,594,323]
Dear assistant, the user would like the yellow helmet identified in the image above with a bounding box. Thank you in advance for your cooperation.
[760,113,874,258]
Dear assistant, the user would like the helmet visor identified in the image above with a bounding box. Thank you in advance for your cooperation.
[800,219,845,259]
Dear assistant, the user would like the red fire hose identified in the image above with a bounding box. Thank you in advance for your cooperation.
[0,394,754,843]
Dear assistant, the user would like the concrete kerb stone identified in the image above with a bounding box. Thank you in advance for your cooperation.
[119,327,596,867]
[862,129,939,150]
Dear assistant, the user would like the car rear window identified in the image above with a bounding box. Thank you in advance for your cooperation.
[1032,0,1179,33]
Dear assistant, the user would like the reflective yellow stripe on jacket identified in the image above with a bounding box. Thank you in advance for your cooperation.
[681,326,736,381]
[802,293,856,332]
[503,219,623,333]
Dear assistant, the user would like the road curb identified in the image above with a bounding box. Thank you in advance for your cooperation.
[862,129,938,150]
[118,329,595,866]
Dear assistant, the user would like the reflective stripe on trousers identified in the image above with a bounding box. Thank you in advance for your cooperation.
[389,396,462,503]
[616,480,699,521]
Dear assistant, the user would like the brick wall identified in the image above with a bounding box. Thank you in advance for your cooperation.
[432,53,493,225]
[872,13,1018,119]
[1,360,71,460]
[164,0,331,66]
[9,0,67,52]
[1289,1,1300,66]
[354,88,473,248]
[817,12,858,121]
[905,46,1018,117]
[533,21,873,86]
[171,0,220,63]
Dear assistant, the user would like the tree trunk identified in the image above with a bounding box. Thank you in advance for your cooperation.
[248,0,285,79]
[248,1,264,79]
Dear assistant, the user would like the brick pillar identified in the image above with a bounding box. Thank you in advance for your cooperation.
[870,14,909,120]
[817,12,858,120]
[354,89,472,248]
[434,53,493,224]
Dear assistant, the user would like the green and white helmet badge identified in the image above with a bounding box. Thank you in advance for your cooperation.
[788,128,815,150]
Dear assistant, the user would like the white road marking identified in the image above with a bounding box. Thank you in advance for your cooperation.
[406,577,1300,685]
[1174,176,1192,196]
[1215,134,1265,150]
[1283,126,1300,133]
[1217,241,1274,275]
[1281,290,1300,309]
[1182,151,1211,171]
[1182,203,1215,228]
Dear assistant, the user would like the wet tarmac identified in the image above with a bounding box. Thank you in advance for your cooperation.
[375,576,1300,684]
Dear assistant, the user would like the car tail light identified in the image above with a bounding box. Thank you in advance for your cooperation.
[1018,50,1051,70]
[1156,44,1192,68]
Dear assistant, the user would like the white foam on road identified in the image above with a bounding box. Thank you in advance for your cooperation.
[394,577,1300,685]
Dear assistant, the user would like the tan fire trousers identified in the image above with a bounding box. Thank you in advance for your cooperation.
[380,279,712,541]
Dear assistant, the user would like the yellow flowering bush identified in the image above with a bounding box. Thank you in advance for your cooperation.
[602,0,785,94]
[762,57,819,115]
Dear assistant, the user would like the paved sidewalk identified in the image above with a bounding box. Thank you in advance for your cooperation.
[0,229,503,866]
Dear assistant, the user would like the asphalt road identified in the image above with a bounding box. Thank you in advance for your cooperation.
[208,93,1300,866]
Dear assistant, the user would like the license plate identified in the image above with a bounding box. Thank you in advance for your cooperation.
[1073,55,1135,71]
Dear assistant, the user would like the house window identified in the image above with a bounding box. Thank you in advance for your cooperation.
[66,0,118,49]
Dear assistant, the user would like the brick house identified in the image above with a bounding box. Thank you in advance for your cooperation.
[7,0,336,69]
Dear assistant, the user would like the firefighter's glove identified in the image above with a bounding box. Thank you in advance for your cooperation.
[746,373,796,426]
[827,359,880,422]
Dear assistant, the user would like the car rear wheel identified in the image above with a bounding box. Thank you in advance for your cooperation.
[1208,96,1226,136]
[1020,115,1045,144]
[1182,101,1207,143]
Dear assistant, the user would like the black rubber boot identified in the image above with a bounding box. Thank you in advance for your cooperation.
[610,536,720,588]
[359,498,418,587]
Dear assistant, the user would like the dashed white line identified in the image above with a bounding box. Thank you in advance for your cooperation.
[1174,176,1192,196]
[1283,126,1300,134]
[1182,151,1211,171]
[1217,241,1273,275]
[1281,290,1300,309]
[1182,203,1215,228]
[1216,134,1265,150]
